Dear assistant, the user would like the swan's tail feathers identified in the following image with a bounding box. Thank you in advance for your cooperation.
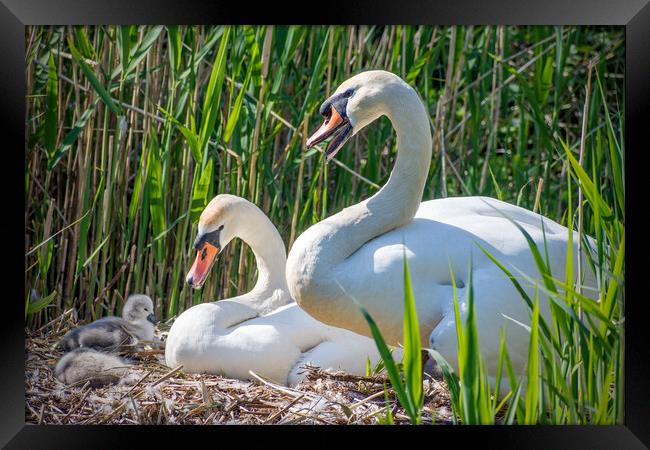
[54,348,132,388]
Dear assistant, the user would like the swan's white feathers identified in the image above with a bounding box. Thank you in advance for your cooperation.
[320,195,596,346]
[165,299,386,385]
[165,196,392,386]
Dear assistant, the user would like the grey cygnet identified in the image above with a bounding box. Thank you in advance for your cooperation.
[55,348,131,388]
[60,294,158,352]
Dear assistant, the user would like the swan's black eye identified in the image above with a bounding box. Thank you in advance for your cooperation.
[343,88,354,98]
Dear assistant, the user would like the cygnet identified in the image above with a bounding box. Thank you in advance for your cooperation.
[60,294,157,352]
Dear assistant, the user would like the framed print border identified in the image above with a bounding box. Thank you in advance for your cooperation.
[3,0,648,447]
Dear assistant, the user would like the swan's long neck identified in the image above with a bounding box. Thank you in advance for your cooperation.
[287,82,432,313]
[230,205,291,314]
[326,90,431,259]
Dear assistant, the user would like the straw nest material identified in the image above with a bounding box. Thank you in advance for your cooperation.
[25,310,453,425]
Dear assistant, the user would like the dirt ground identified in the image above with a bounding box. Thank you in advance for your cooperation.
[25,312,454,425]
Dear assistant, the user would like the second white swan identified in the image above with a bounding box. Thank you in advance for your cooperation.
[164,194,392,386]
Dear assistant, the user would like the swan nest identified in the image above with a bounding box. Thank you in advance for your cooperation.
[25,311,453,425]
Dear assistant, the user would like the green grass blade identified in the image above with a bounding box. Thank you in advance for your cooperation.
[25,291,57,319]
[44,52,58,162]
[427,349,461,423]
[477,242,559,351]
[382,382,395,425]
[47,99,99,170]
[559,136,613,220]
[81,232,111,269]
[167,26,182,80]
[345,285,415,423]
[402,251,423,419]
[190,158,214,224]
[67,37,123,116]
[459,263,482,424]
[480,200,559,296]
[146,133,167,264]
[118,26,132,80]
[124,26,164,78]
[524,289,540,424]
[224,64,253,142]
[198,26,231,156]
[504,383,523,425]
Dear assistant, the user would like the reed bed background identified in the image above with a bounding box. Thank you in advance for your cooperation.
[24,25,624,336]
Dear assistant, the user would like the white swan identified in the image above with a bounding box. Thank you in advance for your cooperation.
[164,194,392,386]
[286,70,597,383]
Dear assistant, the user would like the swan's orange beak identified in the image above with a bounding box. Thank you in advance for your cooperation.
[186,242,220,289]
[306,106,353,162]
[306,107,344,148]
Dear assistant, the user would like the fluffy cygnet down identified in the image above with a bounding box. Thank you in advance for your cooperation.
[55,348,132,388]
[60,294,158,352]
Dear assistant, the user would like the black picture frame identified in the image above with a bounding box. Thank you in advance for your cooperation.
[5,0,649,447]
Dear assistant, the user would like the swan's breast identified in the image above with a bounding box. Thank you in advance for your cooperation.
[164,302,333,384]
